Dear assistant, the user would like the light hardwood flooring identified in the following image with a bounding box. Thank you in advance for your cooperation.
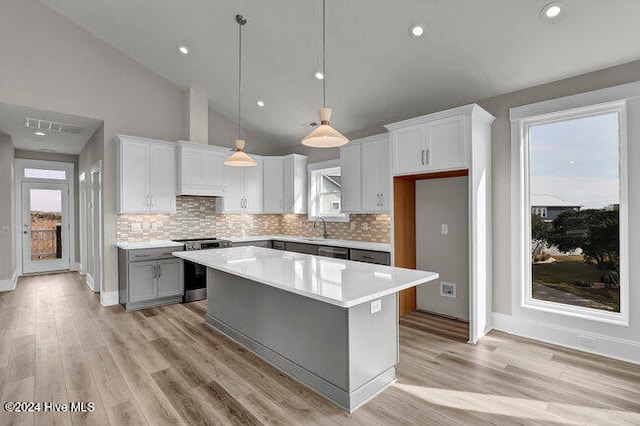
[1,272,640,425]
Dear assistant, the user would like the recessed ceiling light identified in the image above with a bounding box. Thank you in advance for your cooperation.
[34,131,45,136]
[541,2,562,19]
[178,45,189,55]
[256,100,265,107]
[410,25,424,38]
[314,71,324,80]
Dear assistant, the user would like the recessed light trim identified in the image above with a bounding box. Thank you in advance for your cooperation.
[256,100,265,107]
[314,71,324,80]
[410,25,424,38]
[34,131,46,136]
[541,2,562,19]
[178,45,189,55]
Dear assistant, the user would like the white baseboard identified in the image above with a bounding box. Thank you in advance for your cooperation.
[0,270,18,292]
[100,290,118,307]
[85,273,98,292]
[70,262,81,272]
[492,312,640,365]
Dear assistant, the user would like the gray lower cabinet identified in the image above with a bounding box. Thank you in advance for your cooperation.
[284,242,319,255]
[118,247,184,311]
[233,240,273,248]
[349,249,391,265]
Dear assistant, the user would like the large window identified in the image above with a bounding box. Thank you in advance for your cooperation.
[308,161,348,221]
[521,102,627,321]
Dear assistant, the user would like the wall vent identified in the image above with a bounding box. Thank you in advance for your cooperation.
[25,117,84,134]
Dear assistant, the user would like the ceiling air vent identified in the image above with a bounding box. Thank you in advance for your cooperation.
[25,117,84,134]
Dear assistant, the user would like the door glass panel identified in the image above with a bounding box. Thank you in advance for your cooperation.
[30,189,63,261]
[529,112,621,312]
[24,168,66,180]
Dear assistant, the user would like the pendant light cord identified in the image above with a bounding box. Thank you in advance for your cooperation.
[238,18,243,141]
[322,0,326,108]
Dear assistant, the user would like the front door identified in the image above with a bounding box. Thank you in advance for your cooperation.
[22,182,70,273]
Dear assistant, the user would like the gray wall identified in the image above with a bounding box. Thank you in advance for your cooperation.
[14,149,80,262]
[415,177,469,320]
[0,134,15,281]
[208,107,282,157]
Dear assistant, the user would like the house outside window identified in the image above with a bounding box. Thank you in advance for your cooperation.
[308,160,348,222]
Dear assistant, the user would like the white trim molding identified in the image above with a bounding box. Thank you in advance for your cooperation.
[0,270,19,292]
[85,273,97,292]
[100,290,118,307]
[493,313,640,365]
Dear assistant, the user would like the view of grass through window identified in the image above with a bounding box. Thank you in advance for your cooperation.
[529,112,621,312]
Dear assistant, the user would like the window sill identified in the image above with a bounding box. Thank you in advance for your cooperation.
[522,298,629,327]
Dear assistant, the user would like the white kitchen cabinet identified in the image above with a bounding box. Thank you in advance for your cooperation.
[261,154,307,214]
[388,111,467,175]
[340,134,390,213]
[263,157,285,213]
[175,141,228,197]
[283,154,307,214]
[116,134,176,214]
[216,157,263,213]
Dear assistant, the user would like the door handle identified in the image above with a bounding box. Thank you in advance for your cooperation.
[153,265,157,278]
[380,193,384,207]
[426,149,430,165]
[151,194,155,207]
[377,193,381,207]
[23,230,29,235]
[158,264,162,278]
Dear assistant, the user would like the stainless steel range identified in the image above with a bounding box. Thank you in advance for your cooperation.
[172,238,232,302]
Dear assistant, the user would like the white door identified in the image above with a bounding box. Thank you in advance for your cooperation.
[392,124,426,175]
[426,115,467,171]
[223,165,245,213]
[340,144,361,213]
[244,159,263,213]
[149,144,176,213]
[361,142,382,212]
[21,182,70,273]
[263,158,284,213]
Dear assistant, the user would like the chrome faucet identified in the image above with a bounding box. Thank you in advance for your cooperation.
[313,216,329,239]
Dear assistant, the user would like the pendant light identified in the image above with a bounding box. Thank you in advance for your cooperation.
[301,0,349,148]
[225,14,257,167]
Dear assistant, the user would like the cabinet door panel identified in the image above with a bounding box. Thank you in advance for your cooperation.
[392,124,425,175]
[340,144,361,212]
[427,115,466,171]
[149,144,176,213]
[263,158,284,213]
[156,259,183,298]
[203,151,226,187]
[377,140,391,211]
[120,140,150,213]
[244,159,263,213]
[128,262,156,302]
[223,165,245,213]
[182,148,204,185]
[361,142,381,212]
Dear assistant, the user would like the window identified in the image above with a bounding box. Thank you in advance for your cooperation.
[516,101,628,323]
[308,161,348,221]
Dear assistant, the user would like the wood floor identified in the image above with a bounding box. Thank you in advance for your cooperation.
[1,272,640,425]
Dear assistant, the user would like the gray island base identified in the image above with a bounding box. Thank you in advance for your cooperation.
[205,268,399,413]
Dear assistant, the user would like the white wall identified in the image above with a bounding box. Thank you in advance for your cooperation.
[415,177,469,320]
[0,134,15,281]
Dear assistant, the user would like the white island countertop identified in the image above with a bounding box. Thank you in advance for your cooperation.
[173,246,438,308]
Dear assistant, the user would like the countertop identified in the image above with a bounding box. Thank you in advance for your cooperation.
[116,240,185,250]
[173,247,438,308]
[229,235,392,252]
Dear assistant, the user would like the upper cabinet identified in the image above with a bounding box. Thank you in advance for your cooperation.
[262,154,307,214]
[116,135,176,214]
[340,134,390,213]
[215,157,263,214]
[175,141,229,197]
[388,108,468,176]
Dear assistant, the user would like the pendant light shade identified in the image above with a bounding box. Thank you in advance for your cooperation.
[226,14,257,167]
[225,139,256,166]
[301,0,348,148]
[301,108,348,147]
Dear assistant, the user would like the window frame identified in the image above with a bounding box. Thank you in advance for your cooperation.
[513,100,629,325]
[307,160,349,222]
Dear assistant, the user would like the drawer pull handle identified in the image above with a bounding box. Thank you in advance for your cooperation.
[135,254,152,257]
[363,256,375,259]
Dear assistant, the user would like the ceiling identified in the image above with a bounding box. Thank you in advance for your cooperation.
[40,0,640,148]
[0,102,103,154]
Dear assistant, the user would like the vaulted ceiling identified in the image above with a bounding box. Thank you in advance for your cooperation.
[41,0,640,148]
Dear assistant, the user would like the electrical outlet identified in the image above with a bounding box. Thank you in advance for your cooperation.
[362,222,369,231]
[370,299,382,314]
[1,225,8,234]
[577,335,597,348]
[350,222,356,230]
[440,282,456,298]
[441,224,449,235]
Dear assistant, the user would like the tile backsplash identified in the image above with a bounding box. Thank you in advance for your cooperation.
[116,196,391,243]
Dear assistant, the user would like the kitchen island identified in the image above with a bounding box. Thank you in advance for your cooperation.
[173,246,438,412]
